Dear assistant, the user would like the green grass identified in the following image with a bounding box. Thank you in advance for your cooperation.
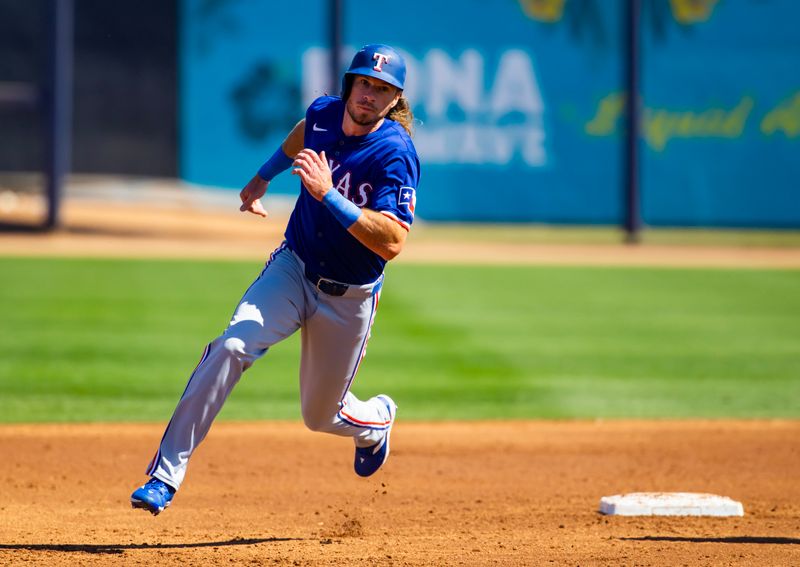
[0,258,798,422]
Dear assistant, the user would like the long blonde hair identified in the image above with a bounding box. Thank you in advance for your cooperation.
[388,96,414,136]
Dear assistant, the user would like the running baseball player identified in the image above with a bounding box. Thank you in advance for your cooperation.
[130,44,419,515]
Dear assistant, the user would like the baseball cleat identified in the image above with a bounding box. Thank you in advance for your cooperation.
[131,477,176,516]
[354,395,397,477]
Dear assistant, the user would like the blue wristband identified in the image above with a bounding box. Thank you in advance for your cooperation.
[323,189,362,228]
[257,147,293,181]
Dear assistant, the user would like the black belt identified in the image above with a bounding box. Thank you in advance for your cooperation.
[305,267,350,296]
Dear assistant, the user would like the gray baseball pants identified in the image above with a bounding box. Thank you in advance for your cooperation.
[146,243,392,490]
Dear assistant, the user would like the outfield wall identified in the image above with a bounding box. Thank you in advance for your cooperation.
[0,0,177,177]
[180,0,800,228]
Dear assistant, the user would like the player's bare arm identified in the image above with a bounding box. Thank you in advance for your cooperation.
[239,119,306,217]
[292,148,407,260]
[347,208,407,261]
[281,119,306,157]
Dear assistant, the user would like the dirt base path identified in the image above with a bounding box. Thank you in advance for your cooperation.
[1,196,799,267]
[0,421,798,566]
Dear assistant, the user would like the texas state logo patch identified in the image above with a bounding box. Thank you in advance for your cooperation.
[398,186,416,215]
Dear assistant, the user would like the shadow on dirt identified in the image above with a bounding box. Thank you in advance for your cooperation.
[622,536,800,545]
[0,536,302,555]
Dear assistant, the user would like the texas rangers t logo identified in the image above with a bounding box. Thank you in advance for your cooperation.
[373,52,391,72]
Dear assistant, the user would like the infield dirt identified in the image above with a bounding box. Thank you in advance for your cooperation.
[1,190,799,565]
[0,421,798,566]
[1,191,799,267]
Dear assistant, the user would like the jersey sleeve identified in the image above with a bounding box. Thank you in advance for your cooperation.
[305,95,338,118]
[370,151,420,231]
[304,95,340,135]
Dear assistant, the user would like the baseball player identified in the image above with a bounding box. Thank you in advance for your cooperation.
[130,44,420,515]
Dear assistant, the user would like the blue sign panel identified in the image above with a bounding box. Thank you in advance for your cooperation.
[180,0,625,223]
[344,0,625,223]
[180,0,326,196]
[587,0,800,228]
[180,0,800,227]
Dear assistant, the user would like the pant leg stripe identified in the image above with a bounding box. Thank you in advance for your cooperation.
[339,291,380,403]
[337,408,391,429]
[146,342,211,476]
[239,242,287,302]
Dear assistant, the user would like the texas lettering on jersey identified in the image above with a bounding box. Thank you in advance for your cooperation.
[328,158,373,207]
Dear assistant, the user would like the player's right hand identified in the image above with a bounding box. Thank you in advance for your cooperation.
[239,175,269,218]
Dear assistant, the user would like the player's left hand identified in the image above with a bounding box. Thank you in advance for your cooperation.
[292,149,333,202]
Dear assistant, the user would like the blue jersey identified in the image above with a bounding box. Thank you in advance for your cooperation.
[285,96,420,285]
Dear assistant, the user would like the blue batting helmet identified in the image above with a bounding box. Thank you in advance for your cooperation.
[342,44,406,96]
